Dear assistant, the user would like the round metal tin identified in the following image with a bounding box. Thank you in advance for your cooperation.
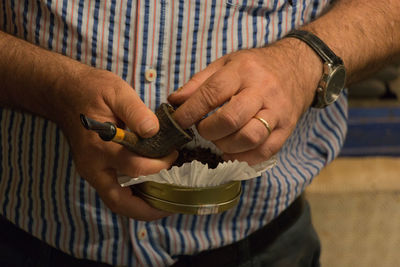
[133,181,242,215]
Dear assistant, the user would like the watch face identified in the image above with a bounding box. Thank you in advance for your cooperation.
[325,65,346,104]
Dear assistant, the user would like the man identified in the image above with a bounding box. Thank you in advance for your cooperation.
[0,0,399,266]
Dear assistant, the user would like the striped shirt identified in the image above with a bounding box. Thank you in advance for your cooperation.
[0,0,347,266]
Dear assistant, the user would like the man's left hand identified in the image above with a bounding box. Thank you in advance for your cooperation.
[168,39,321,165]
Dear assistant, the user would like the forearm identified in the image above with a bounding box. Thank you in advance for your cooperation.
[302,0,400,85]
[0,30,87,121]
[0,31,171,220]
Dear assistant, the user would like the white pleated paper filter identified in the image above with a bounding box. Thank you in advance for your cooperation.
[118,129,277,188]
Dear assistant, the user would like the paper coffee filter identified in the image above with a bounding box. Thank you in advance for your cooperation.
[118,128,277,188]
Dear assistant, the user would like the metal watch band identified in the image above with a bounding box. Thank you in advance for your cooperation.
[285,30,343,65]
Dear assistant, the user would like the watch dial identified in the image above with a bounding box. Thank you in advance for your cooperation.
[326,66,346,104]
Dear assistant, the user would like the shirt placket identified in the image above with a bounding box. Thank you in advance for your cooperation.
[132,0,168,112]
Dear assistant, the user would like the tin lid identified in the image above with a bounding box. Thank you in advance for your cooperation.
[133,181,242,215]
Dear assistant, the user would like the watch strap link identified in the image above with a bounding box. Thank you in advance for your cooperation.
[285,30,343,65]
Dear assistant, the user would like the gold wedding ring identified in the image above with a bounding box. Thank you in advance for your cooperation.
[254,116,272,135]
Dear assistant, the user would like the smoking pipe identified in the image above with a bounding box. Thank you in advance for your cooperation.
[80,103,193,158]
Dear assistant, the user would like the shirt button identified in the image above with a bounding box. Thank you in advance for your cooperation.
[138,228,147,240]
[145,69,157,82]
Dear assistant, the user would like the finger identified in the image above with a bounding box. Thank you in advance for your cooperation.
[222,128,287,166]
[168,57,226,105]
[108,82,159,138]
[196,89,264,141]
[113,149,178,178]
[172,66,242,129]
[75,136,177,182]
[94,169,170,220]
[72,136,175,220]
[214,109,276,154]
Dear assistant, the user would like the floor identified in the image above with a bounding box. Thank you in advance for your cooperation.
[306,157,400,267]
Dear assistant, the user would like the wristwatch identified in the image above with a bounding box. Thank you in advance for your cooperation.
[285,30,346,108]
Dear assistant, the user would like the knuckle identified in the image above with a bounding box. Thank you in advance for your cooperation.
[238,52,261,71]
[219,110,241,130]
[241,56,258,70]
[262,75,280,91]
[129,106,149,125]
[242,127,264,147]
[199,82,222,110]
[279,115,297,132]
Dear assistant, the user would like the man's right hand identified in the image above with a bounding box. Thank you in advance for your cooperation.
[0,31,176,221]
[56,67,177,221]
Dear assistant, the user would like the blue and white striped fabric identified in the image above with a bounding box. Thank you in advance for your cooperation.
[0,0,346,266]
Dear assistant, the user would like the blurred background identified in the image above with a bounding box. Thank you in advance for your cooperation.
[306,59,400,267]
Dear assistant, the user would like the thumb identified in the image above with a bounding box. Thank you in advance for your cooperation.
[168,57,225,105]
[112,85,159,138]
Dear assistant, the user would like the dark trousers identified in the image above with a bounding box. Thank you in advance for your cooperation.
[0,196,320,267]
[172,196,321,267]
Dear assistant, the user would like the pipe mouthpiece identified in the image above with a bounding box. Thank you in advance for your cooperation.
[80,114,116,141]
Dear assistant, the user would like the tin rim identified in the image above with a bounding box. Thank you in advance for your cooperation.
[132,181,242,215]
